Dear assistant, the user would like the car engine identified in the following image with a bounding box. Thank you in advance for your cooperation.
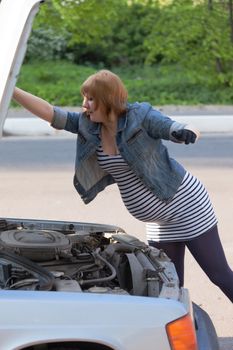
[0,218,179,299]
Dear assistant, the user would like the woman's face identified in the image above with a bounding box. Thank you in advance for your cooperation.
[82,94,107,123]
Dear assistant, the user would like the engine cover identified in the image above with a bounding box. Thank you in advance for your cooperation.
[0,229,72,261]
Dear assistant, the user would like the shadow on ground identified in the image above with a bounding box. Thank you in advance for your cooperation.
[219,337,233,350]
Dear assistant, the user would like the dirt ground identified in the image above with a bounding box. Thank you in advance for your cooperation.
[0,165,232,349]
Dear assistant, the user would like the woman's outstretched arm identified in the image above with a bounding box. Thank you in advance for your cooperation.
[13,87,54,123]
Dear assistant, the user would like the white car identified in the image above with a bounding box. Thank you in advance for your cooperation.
[0,1,219,350]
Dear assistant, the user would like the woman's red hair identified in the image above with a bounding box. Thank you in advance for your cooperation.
[80,70,128,116]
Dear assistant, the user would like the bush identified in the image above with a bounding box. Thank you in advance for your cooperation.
[26,28,71,62]
[16,61,96,106]
[15,61,233,106]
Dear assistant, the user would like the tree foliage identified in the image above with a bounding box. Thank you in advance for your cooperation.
[35,0,124,44]
[27,0,233,91]
[144,0,233,86]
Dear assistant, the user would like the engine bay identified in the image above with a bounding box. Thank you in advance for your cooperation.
[0,218,179,299]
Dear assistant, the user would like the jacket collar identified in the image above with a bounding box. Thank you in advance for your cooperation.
[88,121,101,135]
[117,113,127,132]
[87,107,130,135]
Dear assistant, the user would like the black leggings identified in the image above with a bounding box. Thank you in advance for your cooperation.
[149,225,233,303]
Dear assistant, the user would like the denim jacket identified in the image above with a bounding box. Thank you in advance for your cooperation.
[52,102,187,204]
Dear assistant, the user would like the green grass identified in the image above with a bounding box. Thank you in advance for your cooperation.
[14,60,233,106]
[16,61,96,106]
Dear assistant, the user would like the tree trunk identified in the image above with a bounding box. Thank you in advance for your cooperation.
[208,0,213,11]
[229,0,233,44]
[216,57,224,73]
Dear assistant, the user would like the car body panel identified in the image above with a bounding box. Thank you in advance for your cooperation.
[193,303,220,350]
[0,0,42,136]
[0,290,188,350]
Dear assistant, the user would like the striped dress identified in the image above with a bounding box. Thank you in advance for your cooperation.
[96,146,217,242]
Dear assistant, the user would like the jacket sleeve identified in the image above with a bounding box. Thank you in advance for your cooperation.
[51,106,81,134]
[143,106,189,142]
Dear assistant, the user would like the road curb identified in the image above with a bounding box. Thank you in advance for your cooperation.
[3,118,69,137]
[172,115,233,133]
[3,108,233,136]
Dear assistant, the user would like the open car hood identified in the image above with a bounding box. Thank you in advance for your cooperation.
[0,0,43,137]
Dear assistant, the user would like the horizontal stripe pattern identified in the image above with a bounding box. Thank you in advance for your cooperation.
[96,146,217,242]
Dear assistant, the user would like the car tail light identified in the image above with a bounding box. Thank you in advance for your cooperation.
[166,314,198,350]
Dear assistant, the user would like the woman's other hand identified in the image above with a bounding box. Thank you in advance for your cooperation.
[171,129,197,144]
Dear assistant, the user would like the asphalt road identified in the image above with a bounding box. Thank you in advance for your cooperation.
[0,134,232,350]
[0,133,233,169]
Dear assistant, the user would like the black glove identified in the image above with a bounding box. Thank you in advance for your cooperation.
[172,129,197,144]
